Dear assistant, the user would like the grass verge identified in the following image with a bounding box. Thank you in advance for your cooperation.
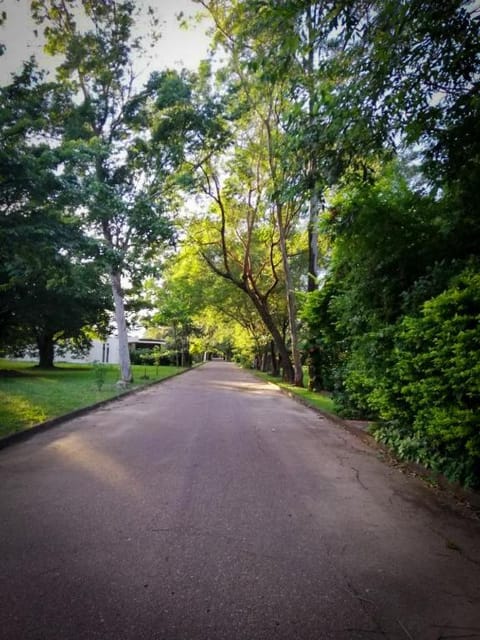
[253,370,337,415]
[0,360,186,439]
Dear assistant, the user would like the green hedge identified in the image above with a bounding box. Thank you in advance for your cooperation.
[371,267,480,487]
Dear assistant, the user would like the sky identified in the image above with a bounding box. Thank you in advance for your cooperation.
[0,0,213,86]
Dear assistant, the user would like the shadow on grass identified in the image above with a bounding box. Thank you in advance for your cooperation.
[0,370,30,378]
[0,361,189,439]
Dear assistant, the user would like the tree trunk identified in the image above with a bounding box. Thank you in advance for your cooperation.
[173,322,180,367]
[264,112,303,385]
[36,334,55,368]
[307,182,321,292]
[276,204,303,387]
[248,292,295,383]
[110,270,133,383]
[306,6,322,294]
[270,340,279,377]
[261,348,269,372]
[180,336,187,368]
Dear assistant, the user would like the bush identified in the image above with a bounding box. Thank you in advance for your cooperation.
[130,348,174,366]
[299,286,343,394]
[372,267,480,487]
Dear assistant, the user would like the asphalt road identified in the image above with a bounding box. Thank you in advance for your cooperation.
[0,361,479,640]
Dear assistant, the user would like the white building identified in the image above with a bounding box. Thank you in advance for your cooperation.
[83,338,121,364]
[11,337,165,366]
[62,337,166,365]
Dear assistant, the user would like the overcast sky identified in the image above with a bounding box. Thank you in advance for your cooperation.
[0,0,213,86]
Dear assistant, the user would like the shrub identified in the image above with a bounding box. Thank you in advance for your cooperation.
[130,349,174,366]
[92,361,107,391]
[372,267,480,487]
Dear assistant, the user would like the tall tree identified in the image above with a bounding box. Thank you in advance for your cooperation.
[31,1,209,381]
[197,0,317,384]
[0,61,112,366]
[4,251,112,368]
[189,108,306,382]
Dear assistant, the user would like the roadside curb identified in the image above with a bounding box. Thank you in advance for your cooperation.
[265,378,480,514]
[266,381,373,442]
[0,365,202,451]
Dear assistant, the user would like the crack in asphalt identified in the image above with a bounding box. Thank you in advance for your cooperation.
[352,466,369,490]
[341,579,389,639]
[427,525,480,569]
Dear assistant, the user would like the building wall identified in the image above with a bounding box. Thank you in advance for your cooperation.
[8,338,121,365]
[87,338,120,364]
[60,338,120,365]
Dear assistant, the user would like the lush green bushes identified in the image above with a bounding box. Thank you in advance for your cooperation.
[301,159,480,488]
[371,267,480,487]
[129,347,193,367]
[302,264,480,487]
[300,285,342,394]
[130,348,172,366]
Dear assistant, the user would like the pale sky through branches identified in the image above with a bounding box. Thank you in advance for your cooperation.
[0,0,212,86]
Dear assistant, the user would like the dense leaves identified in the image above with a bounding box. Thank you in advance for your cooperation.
[0,61,111,366]
[280,0,480,487]
[300,156,480,485]
[371,267,480,487]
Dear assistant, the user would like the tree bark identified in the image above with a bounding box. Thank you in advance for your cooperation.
[305,5,321,294]
[110,270,133,383]
[171,322,180,367]
[307,182,321,292]
[248,292,295,383]
[36,334,55,368]
[264,109,303,386]
[200,251,295,381]
[276,204,303,386]
[261,348,268,372]
[270,340,279,377]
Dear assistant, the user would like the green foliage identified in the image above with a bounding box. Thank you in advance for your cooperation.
[372,267,480,487]
[129,348,173,367]
[328,163,445,326]
[91,361,107,391]
[28,1,224,381]
[308,260,480,486]
[0,63,112,364]
[2,0,478,486]
[329,0,480,180]
[302,161,445,412]
[254,370,336,416]
[301,158,480,486]
[299,285,341,393]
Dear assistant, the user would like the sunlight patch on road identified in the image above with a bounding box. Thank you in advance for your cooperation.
[210,380,279,395]
[47,433,140,498]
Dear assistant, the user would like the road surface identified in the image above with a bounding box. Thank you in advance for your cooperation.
[0,361,479,640]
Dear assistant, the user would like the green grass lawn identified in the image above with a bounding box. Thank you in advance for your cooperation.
[253,370,337,415]
[0,360,186,439]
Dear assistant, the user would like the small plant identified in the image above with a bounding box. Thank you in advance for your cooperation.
[139,352,151,380]
[92,361,107,391]
[152,345,162,376]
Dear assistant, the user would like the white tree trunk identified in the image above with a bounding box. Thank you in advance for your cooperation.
[110,271,133,383]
